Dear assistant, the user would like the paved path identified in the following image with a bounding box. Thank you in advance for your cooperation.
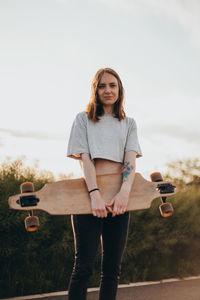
[2,276,200,300]
[116,277,200,300]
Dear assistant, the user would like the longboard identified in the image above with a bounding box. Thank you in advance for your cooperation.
[8,172,178,231]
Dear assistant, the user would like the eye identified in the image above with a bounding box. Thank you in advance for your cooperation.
[98,85,105,89]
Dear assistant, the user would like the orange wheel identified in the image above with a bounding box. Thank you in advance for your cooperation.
[20,182,34,193]
[150,172,163,182]
[24,216,39,232]
[159,202,174,217]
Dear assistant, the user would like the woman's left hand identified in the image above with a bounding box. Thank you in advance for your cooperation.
[106,189,130,217]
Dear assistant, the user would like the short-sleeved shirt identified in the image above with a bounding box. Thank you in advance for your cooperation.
[67,112,142,162]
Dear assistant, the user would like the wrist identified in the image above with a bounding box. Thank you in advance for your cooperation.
[88,188,99,194]
[89,189,101,199]
[120,184,131,196]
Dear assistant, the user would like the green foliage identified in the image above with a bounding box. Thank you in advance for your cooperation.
[165,157,200,186]
[1,158,200,298]
[121,185,200,283]
[0,159,73,298]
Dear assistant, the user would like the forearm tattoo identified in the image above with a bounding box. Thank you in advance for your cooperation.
[122,161,135,182]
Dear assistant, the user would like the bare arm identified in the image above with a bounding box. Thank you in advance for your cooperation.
[81,153,107,218]
[106,151,137,216]
[120,150,137,196]
[81,153,98,190]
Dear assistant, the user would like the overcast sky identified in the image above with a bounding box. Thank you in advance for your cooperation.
[0,0,199,179]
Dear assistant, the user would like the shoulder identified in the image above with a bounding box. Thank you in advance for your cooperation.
[75,111,88,123]
[124,116,137,128]
[76,111,88,119]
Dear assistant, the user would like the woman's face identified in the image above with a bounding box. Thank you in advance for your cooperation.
[97,72,119,111]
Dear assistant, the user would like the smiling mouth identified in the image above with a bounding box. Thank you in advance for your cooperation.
[105,96,112,99]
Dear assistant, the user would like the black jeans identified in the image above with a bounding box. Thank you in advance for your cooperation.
[68,212,130,300]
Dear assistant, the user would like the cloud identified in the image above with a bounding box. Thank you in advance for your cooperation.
[143,123,200,145]
[0,128,62,140]
[0,139,4,147]
[97,0,200,48]
[54,0,70,4]
[145,0,200,48]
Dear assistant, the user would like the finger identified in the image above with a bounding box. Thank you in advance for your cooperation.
[99,209,104,218]
[106,203,113,209]
[122,207,127,213]
[93,211,97,217]
[97,209,102,218]
[106,206,113,213]
[119,206,125,214]
[98,208,107,218]
[112,209,117,217]
[112,203,118,217]
[107,199,115,213]
[103,210,108,218]
[115,205,121,215]
[118,207,124,215]
[122,204,127,214]
[103,208,108,218]
[106,199,114,207]
[92,208,97,217]
[95,209,102,218]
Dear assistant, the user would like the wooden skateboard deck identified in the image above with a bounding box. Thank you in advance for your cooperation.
[8,172,178,215]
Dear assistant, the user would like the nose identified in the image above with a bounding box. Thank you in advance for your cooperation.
[105,85,111,94]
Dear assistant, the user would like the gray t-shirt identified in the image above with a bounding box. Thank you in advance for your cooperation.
[67,112,142,162]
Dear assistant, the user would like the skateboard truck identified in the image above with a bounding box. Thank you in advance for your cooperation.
[150,172,174,217]
[18,195,39,207]
[20,182,40,232]
[157,183,176,194]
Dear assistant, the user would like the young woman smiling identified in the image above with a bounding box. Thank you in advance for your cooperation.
[67,67,142,300]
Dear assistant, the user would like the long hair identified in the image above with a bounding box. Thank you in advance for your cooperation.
[86,68,126,122]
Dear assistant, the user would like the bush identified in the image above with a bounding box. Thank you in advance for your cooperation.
[0,159,74,298]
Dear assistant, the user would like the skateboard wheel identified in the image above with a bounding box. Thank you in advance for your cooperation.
[159,202,174,217]
[24,216,39,232]
[20,182,35,193]
[150,172,163,182]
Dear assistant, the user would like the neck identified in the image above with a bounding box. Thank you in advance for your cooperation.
[103,106,113,114]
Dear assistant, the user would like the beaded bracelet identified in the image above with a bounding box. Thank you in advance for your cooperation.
[88,188,99,194]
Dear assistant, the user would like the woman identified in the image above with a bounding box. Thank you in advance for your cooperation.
[67,67,142,300]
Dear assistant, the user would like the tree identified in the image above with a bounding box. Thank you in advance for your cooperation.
[165,157,200,186]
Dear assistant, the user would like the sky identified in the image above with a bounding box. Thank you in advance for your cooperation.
[0,0,200,179]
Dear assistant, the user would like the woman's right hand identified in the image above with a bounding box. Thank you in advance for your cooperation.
[90,191,107,218]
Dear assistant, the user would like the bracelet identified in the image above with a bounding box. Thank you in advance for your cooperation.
[88,188,99,194]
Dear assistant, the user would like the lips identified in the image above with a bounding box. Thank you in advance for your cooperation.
[104,96,112,99]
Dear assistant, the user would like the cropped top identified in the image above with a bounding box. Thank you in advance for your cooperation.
[67,112,142,162]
